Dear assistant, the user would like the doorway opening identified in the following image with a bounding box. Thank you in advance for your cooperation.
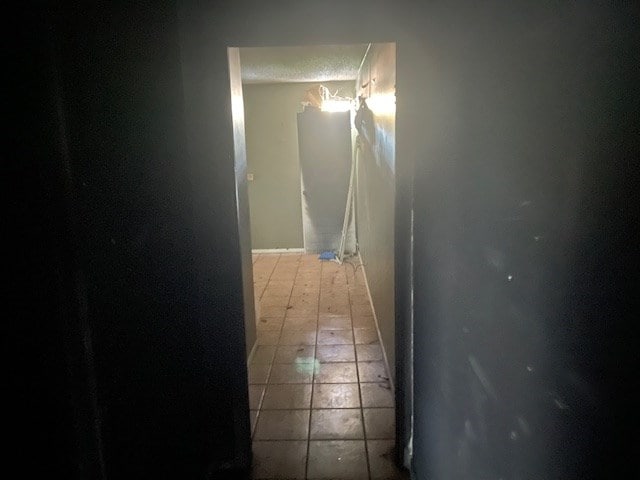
[229,43,404,479]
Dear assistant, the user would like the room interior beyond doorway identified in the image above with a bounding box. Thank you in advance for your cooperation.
[229,41,402,478]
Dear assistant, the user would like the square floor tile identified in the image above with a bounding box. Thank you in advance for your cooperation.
[307,440,368,480]
[252,440,307,479]
[319,293,349,303]
[320,280,349,286]
[312,383,360,408]
[260,305,288,318]
[249,384,266,409]
[260,295,290,307]
[356,343,383,361]
[358,361,389,382]
[279,267,301,273]
[269,363,313,384]
[317,329,353,345]
[248,364,271,384]
[257,331,281,346]
[253,270,271,280]
[319,300,350,311]
[262,384,312,410]
[281,324,317,334]
[297,274,319,280]
[360,383,394,408]
[264,286,293,297]
[321,274,345,283]
[256,317,284,331]
[318,315,352,330]
[254,410,310,440]
[283,316,317,330]
[287,306,318,317]
[289,296,318,308]
[352,303,374,317]
[295,270,318,278]
[290,288,319,299]
[298,266,322,279]
[320,304,350,315]
[315,345,355,363]
[354,328,379,345]
[251,345,277,364]
[367,440,407,479]
[314,362,358,383]
[295,269,317,275]
[274,345,315,364]
[352,316,376,328]
[349,293,370,305]
[363,408,395,439]
[310,409,364,439]
[274,276,297,284]
[279,330,316,346]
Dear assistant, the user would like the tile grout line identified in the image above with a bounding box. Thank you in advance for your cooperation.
[267,252,299,379]
[251,379,391,385]
[253,254,284,442]
[268,254,307,458]
[304,256,323,479]
[249,253,274,439]
[348,261,373,480]
[260,253,280,302]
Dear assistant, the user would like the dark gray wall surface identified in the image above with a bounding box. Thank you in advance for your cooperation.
[402,3,639,479]
[50,3,251,477]
[7,9,106,479]
[355,43,397,380]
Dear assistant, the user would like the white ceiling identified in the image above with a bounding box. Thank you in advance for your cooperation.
[240,44,368,84]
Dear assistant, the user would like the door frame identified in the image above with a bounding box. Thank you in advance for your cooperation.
[227,42,413,471]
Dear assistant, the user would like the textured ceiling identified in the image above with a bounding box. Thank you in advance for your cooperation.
[240,44,368,84]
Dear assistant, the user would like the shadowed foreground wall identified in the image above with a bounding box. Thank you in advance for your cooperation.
[50,3,252,477]
[402,4,639,478]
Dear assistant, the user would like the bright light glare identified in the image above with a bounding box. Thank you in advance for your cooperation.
[321,99,352,112]
[366,93,396,116]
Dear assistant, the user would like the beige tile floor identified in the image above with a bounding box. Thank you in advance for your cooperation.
[249,253,406,480]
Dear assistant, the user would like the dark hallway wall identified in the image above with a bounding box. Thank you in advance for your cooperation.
[401,3,639,479]
[178,3,638,477]
[49,3,252,477]
[7,9,106,479]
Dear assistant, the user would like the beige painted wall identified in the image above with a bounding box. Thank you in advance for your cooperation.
[355,43,396,379]
[243,81,355,249]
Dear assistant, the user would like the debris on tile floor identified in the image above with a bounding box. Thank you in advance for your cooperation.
[249,253,406,479]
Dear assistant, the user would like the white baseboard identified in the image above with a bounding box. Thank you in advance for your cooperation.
[358,252,395,392]
[252,248,305,254]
